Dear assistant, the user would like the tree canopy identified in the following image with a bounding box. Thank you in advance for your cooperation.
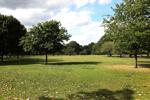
[103,0,150,68]
[0,14,26,62]
[20,20,71,64]
[64,41,82,55]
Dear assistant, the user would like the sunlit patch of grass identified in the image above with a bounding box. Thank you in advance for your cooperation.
[105,65,150,72]
[0,55,150,99]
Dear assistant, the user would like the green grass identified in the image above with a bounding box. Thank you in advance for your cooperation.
[0,55,150,100]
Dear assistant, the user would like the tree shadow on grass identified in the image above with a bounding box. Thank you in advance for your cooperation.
[38,88,134,100]
[39,96,64,100]
[47,61,100,65]
[0,57,100,66]
[0,57,62,66]
[138,61,150,68]
[68,88,134,100]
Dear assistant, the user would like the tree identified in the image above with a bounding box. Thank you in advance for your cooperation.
[100,41,114,56]
[141,32,150,57]
[0,15,6,62]
[0,14,26,62]
[114,41,126,58]
[7,16,26,58]
[103,0,150,68]
[92,34,113,55]
[20,20,70,64]
[80,42,95,55]
[64,41,82,55]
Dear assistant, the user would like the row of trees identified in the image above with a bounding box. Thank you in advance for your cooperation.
[0,13,97,64]
[102,0,150,68]
[0,14,71,64]
[0,0,149,66]
[63,41,95,55]
[19,21,71,64]
[0,14,26,62]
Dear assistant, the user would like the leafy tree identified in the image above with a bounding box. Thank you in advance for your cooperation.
[114,42,126,58]
[80,42,95,55]
[100,41,114,56]
[103,0,150,68]
[64,41,82,55]
[91,44,99,55]
[0,14,26,62]
[7,16,26,57]
[21,20,70,64]
[141,32,150,57]
[0,15,6,62]
[92,34,113,55]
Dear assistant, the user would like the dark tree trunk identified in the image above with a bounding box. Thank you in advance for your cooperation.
[45,52,48,65]
[134,54,138,68]
[109,53,112,57]
[120,54,122,58]
[108,51,112,57]
[129,54,132,58]
[147,52,149,57]
[1,54,4,62]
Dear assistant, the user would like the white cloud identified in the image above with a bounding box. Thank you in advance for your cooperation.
[52,8,104,45]
[52,8,91,29]
[0,7,54,28]
[0,0,109,45]
[0,0,71,9]
[72,0,95,8]
[72,0,112,8]
[99,0,112,4]
[0,0,112,9]
[70,21,104,45]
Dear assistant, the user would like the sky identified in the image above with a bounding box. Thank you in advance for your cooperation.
[0,0,122,45]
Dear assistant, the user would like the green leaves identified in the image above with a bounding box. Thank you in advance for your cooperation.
[64,41,82,55]
[0,14,26,60]
[20,20,71,64]
[103,0,150,55]
[21,20,71,54]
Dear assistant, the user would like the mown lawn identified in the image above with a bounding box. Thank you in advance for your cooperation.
[0,55,150,100]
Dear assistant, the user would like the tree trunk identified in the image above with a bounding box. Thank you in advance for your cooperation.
[147,52,149,57]
[45,52,48,65]
[129,54,132,58]
[110,53,112,57]
[120,54,122,58]
[134,54,138,68]
[109,51,112,57]
[1,54,3,62]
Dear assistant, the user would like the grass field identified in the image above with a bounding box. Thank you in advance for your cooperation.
[0,55,150,100]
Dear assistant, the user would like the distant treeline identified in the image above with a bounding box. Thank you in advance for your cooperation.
[0,0,150,66]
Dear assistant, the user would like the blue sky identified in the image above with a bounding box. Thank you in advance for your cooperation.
[0,0,122,45]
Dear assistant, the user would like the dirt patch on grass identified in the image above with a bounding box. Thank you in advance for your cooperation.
[105,65,150,72]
